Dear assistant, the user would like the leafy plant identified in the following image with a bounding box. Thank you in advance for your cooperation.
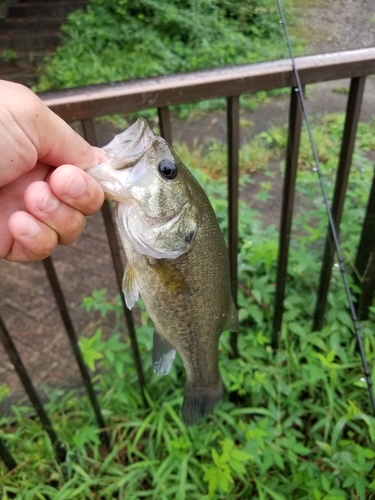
[204,438,253,497]
[36,0,284,93]
[1,50,18,63]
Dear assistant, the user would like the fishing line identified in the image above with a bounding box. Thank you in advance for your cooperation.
[274,0,375,415]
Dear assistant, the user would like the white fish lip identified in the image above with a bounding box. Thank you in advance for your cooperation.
[86,159,130,201]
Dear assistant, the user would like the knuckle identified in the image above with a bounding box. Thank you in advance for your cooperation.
[33,230,58,259]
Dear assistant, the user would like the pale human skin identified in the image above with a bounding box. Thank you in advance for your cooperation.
[0,80,107,262]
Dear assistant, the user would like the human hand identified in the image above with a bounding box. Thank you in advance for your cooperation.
[0,80,106,262]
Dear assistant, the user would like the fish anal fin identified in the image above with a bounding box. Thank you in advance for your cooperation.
[181,379,223,426]
[224,298,239,332]
[152,330,176,376]
[122,263,139,310]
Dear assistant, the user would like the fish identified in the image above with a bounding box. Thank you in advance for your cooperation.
[87,118,238,426]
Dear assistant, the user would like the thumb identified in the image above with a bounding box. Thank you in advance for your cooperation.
[2,80,106,171]
[36,105,106,169]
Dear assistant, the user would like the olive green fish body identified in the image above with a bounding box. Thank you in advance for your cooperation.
[120,186,235,425]
[88,119,238,426]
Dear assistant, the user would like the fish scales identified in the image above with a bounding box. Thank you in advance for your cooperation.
[88,118,238,426]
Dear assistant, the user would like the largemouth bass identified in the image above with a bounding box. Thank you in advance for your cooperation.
[88,118,238,425]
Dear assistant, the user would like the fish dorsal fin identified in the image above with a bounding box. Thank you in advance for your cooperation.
[224,298,239,332]
[122,263,140,310]
[153,330,176,376]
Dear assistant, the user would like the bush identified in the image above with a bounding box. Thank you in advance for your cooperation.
[36,0,282,91]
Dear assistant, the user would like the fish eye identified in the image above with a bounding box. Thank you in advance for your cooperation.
[158,159,178,180]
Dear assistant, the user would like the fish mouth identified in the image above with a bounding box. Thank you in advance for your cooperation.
[103,118,154,169]
[86,118,155,199]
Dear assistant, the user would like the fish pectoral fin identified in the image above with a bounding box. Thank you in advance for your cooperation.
[223,298,239,332]
[152,330,176,376]
[181,380,223,427]
[122,263,140,309]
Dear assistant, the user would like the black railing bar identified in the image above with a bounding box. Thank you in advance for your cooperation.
[0,314,66,462]
[227,96,240,358]
[42,257,110,447]
[354,168,375,320]
[276,0,375,415]
[157,107,173,145]
[357,252,375,321]
[81,119,148,407]
[40,49,375,122]
[0,436,17,471]
[100,200,148,407]
[313,76,366,331]
[272,87,303,349]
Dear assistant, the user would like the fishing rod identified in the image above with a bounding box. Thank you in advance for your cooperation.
[275,0,375,415]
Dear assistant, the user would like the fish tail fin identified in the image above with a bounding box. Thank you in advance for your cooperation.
[181,379,223,426]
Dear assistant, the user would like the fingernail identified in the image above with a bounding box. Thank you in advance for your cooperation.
[20,217,40,238]
[93,147,108,164]
[39,191,60,213]
[65,173,86,198]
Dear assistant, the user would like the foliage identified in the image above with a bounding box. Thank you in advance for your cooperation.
[1,279,375,498]
[36,0,285,92]
[1,114,375,499]
[0,50,18,63]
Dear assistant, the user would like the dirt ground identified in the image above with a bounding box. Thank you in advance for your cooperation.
[291,0,375,54]
[1,0,375,411]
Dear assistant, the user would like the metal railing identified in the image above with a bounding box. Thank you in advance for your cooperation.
[1,47,375,469]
